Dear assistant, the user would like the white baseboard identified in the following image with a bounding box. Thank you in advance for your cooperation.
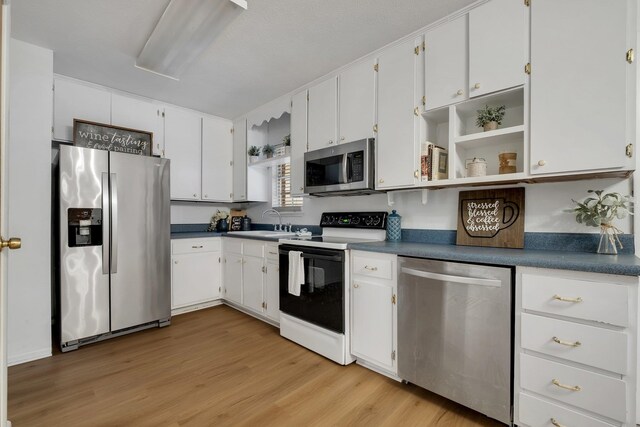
[171,299,222,316]
[8,348,52,367]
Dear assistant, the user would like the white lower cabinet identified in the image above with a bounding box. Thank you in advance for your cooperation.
[171,238,222,311]
[350,251,398,376]
[515,267,638,427]
[222,238,280,325]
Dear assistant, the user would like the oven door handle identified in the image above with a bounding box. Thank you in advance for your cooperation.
[279,250,342,262]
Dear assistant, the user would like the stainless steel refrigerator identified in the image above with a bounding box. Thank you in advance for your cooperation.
[59,145,171,351]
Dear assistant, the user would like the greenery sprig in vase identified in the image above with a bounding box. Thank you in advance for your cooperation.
[248,146,260,163]
[476,104,506,131]
[208,210,230,232]
[567,190,633,254]
[263,144,274,158]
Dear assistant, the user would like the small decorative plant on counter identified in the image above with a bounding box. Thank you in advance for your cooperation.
[263,144,274,158]
[568,190,633,254]
[248,146,261,163]
[208,210,230,232]
[476,104,506,131]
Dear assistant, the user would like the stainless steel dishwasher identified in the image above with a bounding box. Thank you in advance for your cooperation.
[398,257,512,425]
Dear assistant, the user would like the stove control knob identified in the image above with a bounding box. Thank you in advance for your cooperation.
[373,217,381,226]
[364,216,373,226]
[325,215,335,224]
[351,216,361,225]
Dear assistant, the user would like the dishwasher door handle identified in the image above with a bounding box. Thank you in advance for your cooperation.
[401,267,502,287]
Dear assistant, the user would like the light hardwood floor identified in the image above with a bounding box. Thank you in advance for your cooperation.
[9,306,503,426]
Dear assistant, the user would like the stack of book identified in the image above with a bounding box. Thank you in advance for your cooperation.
[421,143,448,181]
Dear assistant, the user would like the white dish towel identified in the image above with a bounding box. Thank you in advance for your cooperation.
[288,251,305,296]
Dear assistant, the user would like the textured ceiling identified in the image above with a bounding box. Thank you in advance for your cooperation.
[11,0,476,119]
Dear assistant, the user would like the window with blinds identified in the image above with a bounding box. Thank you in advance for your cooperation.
[272,162,303,211]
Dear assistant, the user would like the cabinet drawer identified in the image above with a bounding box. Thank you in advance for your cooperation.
[521,313,628,374]
[243,241,264,258]
[223,238,243,255]
[518,392,616,427]
[519,354,626,422]
[265,243,280,261]
[352,254,394,280]
[172,238,221,255]
[521,273,629,327]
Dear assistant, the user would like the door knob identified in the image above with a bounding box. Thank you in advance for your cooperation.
[537,160,546,167]
[474,83,481,89]
[456,89,464,96]
[0,237,21,251]
[329,140,334,145]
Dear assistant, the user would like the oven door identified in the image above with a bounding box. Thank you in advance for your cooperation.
[279,244,345,334]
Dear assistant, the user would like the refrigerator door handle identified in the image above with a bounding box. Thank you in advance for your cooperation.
[110,173,118,274]
[101,172,110,275]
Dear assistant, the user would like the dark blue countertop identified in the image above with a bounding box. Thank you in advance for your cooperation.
[171,231,224,239]
[348,241,640,277]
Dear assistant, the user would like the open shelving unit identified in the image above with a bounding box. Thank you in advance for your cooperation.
[420,86,526,186]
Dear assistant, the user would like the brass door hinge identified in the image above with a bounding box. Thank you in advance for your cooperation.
[524,0,530,6]
[162,111,165,118]
[219,286,221,293]
[218,257,221,263]
[230,160,233,166]
[524,63,531,74]
[374,63,379,72]
[306,93,309,101]
[414,107,420,116]
[392,294,396,305]
[626,143,633,158]
[230,128,234,134]
[391,350,396,361]
[373,124,378,133]
[261,302,265,309]
[262,266,267,273]
[414,46,420,55]
[422,41,426,51]
[627,48,635,64]
[422,95,426,106]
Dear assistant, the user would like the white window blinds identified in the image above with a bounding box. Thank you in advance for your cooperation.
[272,162,303,211]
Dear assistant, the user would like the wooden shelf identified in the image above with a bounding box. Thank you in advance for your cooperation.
[454,125,525,148]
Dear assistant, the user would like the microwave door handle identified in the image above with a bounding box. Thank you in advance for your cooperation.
[341,153,348,183]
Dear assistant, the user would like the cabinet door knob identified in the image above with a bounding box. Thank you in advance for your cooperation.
[353,283,359,288]
[299,187,304,191]
[340,136,345,141]
[456,89,464,96]
[174,260,179,264]
[379,178,384,183]
[328,140,334,144]
[193,193,198,198]
[537,160,546,167]
[204,194,208,198]
[474,83,481,89]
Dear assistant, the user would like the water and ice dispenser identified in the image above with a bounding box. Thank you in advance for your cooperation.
[67,208,102,247]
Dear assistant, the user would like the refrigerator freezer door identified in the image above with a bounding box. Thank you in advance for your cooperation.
[109,152,171,331]
[59,145,110,343]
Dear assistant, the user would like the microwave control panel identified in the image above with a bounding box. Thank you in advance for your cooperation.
[320,211,387,229]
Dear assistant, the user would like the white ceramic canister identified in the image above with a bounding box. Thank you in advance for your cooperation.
[466,157,487,177]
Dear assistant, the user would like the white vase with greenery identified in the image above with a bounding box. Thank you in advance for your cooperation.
[568,190,633,254]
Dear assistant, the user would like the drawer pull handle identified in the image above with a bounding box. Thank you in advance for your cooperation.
[552,294,583,303]
[552,336,581,347]
[269,251,278,255]
[552,379,581,392]
[364,265,378,271]
[550,418,567,427]
[191,245,204,249]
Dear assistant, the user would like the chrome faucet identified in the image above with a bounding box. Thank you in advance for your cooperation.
[261,208,283,231]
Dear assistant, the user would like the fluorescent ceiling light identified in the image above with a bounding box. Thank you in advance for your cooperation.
[136,0,247,80]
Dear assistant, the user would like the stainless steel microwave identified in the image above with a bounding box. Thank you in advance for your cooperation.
[304,138,376,196]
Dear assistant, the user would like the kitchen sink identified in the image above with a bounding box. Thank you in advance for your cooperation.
[227,230,296,238]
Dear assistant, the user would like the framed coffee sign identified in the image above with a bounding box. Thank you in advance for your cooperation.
[456,188,525,249]
[73,119,153,156]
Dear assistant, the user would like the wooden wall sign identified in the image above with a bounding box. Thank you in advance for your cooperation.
[456,187,525,249]
[73,119,153,156]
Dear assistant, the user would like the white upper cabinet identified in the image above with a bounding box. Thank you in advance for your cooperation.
[376,37,422,189]
[111,93,164,157]
[290,90,308,196]
[232,117,248,202]
[469,0,525,98]
[530,0,633,175]
[53,78,111,142]
[164,106,202,200]
[339,59,376,143]
[307,76,338,151]
[424,16,468,111]
[202,115,233,202]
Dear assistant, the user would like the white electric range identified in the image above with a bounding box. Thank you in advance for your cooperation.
[277,212,388,365]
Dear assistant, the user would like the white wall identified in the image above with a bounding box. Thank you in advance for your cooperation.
[246,177,633,234]
[7,39,53,365]
[171,203,232,224]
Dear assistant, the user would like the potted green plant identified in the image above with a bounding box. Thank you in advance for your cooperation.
[567,190,633,254]
[476,104,506,131]
[283,134,291,155]
[248,146,260,163]
[263,144,275,159]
